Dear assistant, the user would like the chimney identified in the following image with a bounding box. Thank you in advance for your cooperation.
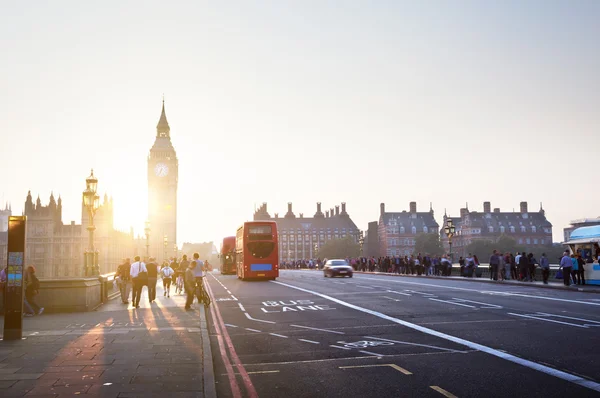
[300,213,303,218]
[335,206,339,216]
[520,202,528,213]
[263,202,267,213]
[330,208,334,217]
[341,202,347,214]
[274,213,279,218]
[380,203,385,215]
[288,202,292,213]
[326,210,329,218]
[317,202,322,213]
[483,202,491,213]
[460,208,469,218]
[494,208,500,213]
[285,202,295,218]
[409,202,417,213]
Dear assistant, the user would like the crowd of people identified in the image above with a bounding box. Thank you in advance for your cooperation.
[115,253,211,311]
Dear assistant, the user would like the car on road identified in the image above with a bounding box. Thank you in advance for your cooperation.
[323,259,353,278]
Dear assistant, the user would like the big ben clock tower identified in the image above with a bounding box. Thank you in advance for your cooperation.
[148,100,178,262]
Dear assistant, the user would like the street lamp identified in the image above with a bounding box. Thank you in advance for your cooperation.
[444,218,456,262]
[163,234,168,263]
[144,220,151,259]
[359,230,365,257]
[313,243,318,259]
[82,169,100,276]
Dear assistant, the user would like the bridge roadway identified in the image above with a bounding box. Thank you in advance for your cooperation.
[205,270,600,398]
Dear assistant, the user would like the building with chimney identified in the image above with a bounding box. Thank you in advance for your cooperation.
[253,202,360,262]
[363,221,379,258]
[377,202,440,257]
[23,191,135,278]
[441,201,553,258]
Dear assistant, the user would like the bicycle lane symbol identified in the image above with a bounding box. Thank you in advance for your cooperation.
[337,340,394,349]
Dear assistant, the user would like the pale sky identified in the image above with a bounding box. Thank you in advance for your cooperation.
[1,1,598,247]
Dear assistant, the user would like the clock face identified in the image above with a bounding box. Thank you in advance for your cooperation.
[154,163,169,177]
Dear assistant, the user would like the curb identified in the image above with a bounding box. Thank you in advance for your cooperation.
[200,305,217,398]
[352,271,600,294]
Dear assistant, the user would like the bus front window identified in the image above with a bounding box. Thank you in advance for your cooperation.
[247,242,275,259]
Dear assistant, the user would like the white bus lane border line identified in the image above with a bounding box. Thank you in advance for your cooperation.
[272,280,600,393]
[507,312,600,329]
[209,273,238,300]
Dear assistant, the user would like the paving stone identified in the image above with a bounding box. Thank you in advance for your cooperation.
[0,380,18,388]
[0,368,22,374]
[26,384,92,395]
[0,373,43,381]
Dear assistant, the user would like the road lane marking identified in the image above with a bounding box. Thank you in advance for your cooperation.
[508,313,589,328]
[364,336,463,353]
[272,280,600,393]
[290,324,345,335]
[224,324,238,328]
[269,333,288,338]
[330,345,352,350]
[356,285,374,289]
[360,277,600,307]
[238,303,246,312]
[430,386,457,398]
[298,339,320,344]
[535,312,600,325]
[231,295,238,301]
[452,298,502,308]
[383,296,401,302]
[386,290,412,296]
[221,370,281,376]
[340,364,412,375]
[429,298,476,308]
[418,319,515,326]
[405,289,436,296]
[245,313,276,324]
[359,350,384,357]
[245,328,262,333]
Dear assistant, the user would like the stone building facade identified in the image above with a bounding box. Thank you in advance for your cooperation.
[441,201,553,258]
[253,202,360,262]
[378,202,440,257]
[23,191,135,278]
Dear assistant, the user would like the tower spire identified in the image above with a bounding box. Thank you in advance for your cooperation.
[156,97,170,137]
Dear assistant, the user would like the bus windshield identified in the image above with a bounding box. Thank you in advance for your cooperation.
[248,225,273,241]
[247,242,275,259]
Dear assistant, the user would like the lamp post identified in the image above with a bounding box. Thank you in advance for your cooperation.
[144,221,151,259]
[313,243,318,259]
[163,235,168,263]
[359,230,365,257]
[444,218,456,262]
[173,243,178,261]
[82,169,100,276]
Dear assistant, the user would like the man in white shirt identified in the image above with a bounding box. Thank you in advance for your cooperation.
[130,256,147,308]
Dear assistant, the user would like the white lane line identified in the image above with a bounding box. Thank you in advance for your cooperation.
[429,298,476,308]
[405,290,436,296]
[269,333,289,339]
[238,303,246,312]
[245,328,262,333]
[298,339,320,344]
[272,280,600,393]
[231,295,238,301]
[535,312,600,324]
[383,296,401,302]
[452,298,502,309]
[330,345,352,350]
[226,290,232,294]
[332,281,346,284]
[359,350,384,357]
[245,313,276,324]
[364,336,464,353]
[386,290,412,296]
[508,313,589,328]
[290,324,345,335]
[361,277,600,307]
[355,285,374,289]
[224,324,238,328]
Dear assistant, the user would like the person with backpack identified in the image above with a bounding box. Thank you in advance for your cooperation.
[116,258,131,304]
[161,262,174,297]
[25,265,44,316]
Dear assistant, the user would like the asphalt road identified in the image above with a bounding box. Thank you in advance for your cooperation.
[205,270,600,398]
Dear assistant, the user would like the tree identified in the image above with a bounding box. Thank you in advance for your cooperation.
[316,236,361,259]
[414,233,443,256]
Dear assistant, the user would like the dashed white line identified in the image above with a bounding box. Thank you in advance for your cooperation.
[429,298,476,308]
[269,333,288,339]
[452,298,502,309]
[508,313,589,328]
[245,328,262,333]
[359,350,384,357]
[245,312,276,324]
[364,336,463,353]
[535,312,600,325]
[356,285,374,289]
[290,324,345,335]
[224,324,238,328]
[298,339,320,345]
[330,345,352,350]
[386,290,412,296]
[231,295,238,301]
[238,303,246,312]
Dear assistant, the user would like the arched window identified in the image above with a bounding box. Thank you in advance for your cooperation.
[400,226,405,234]
[411,226,417,234]
[489,226,494,233]
[531,226,537,233]
[500,226,505,233]
[423,226,428,233]
[520,226,526,233]
[510,226,515,233]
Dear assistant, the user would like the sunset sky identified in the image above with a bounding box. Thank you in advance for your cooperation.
[1,1,598,247]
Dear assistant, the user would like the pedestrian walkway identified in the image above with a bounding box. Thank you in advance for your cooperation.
[0,281,215,397]
[353,270,600,293]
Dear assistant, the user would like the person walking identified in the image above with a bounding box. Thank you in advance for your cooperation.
[184,256,198,310]
[116,258,131,304]
[130,256,147,308]
[25,265,44,315]
[539,253,550,284]
[146,257,159,303]
[576,254,586,285]
[559,251,573,286]
[161,262,175,297]
[489,250,500,281]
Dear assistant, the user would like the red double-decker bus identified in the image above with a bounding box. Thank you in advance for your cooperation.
[220,236,237,275]
[235,221,279,280]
